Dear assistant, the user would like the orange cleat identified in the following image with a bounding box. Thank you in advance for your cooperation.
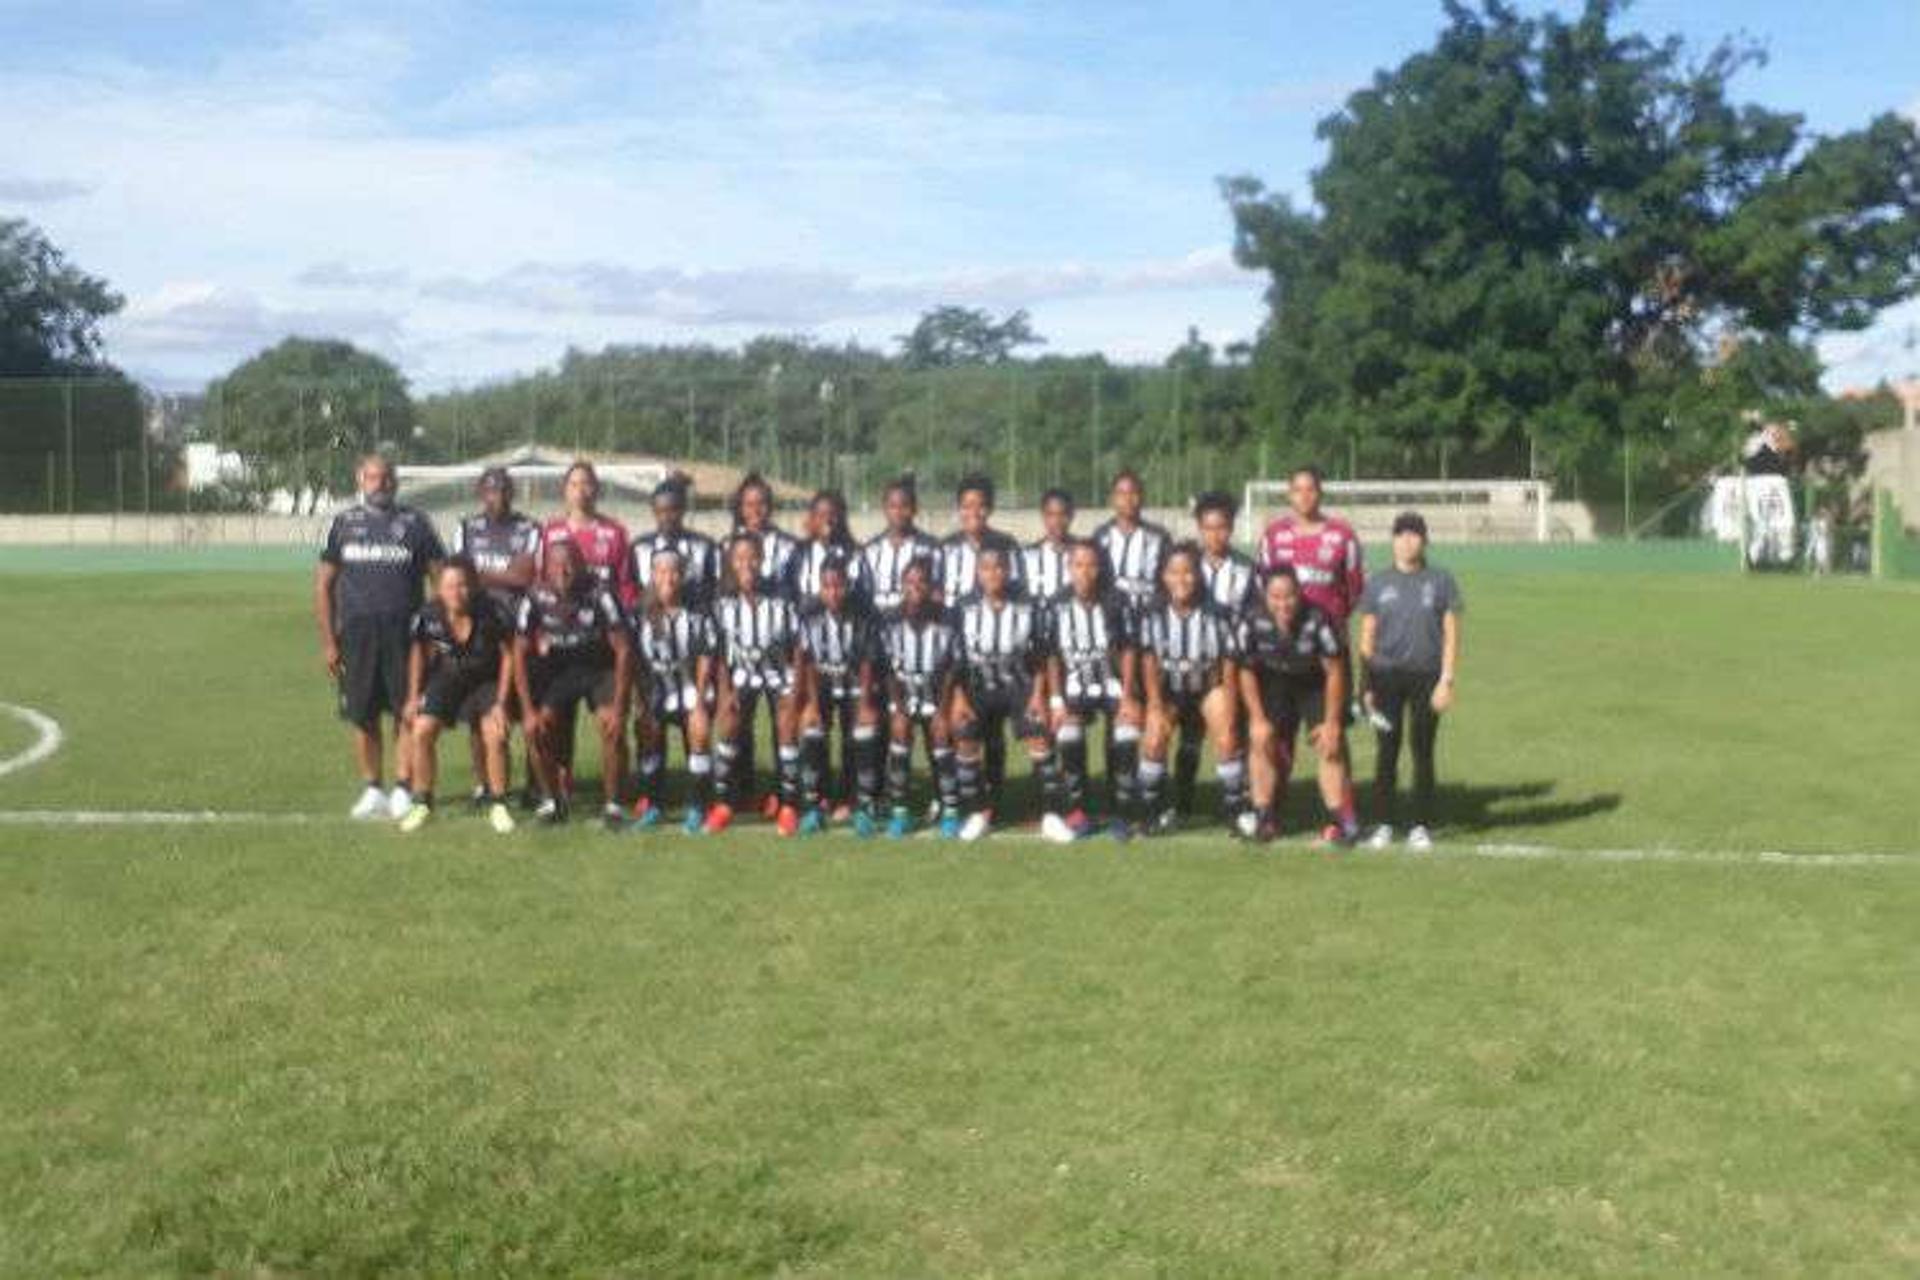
[703,803,734,835]
[759,792,782,820]
[776,805,800,837]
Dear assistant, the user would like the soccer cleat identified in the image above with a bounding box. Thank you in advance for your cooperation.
[534,797,566,826]
[1107,817,1134,843]
[760,793,782,821]
[1064,809,1097,841]
[600,803,627,833]
[386,785,414,821]
[797,808,825,836]
[884,807,912,840]
[1146,809,1179,838]
[776,805,800,837]
[487,802,517,835]
[1315,822,1357,849]
[938,811,962,840]
[853,807,879,839]
[830,803,854,825]
[398,802,432,833]
[630,801,662,831]
[958,811,991,843]
[1366,824,1394,850]
[1252,815,1280,844]
[1407,824,1434,852]
[468,785,490,813]
[1233,810,1260,840]
[350,785,387,820]
[923,798,943,825]
[682,805,707,835]
[702,803,734,835]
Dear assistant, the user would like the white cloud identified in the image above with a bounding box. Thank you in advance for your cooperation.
[109,281,404,358]
[0,175,93,204]
[297,261,410,289]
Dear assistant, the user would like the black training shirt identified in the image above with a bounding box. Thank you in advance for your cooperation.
[321,502,445,622]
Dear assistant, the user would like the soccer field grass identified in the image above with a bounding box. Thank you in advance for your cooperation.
[3,551,1918,1274]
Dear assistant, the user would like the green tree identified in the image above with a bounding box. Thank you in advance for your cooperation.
[0,217,123,377]
[207,338,414,504]
[1223,0,1920,489]
[896,306,1045,369]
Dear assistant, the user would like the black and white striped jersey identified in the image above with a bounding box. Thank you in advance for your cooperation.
[953,594,1044,693]
[1201,549,1260,617]
[1091,518,1171,610]
[1139,601,1240,700]
[939,530,1027,602]
[788,538,872,603]
[862,529,943,611]
[1044,591,1134,705]
[451,512,542,610]
[1240,602,1344,683]
[632,604,716,715]
[798,603,878,704]
[1022,538,1072,603]
[633,526,721,607]
[881,606,963,718]
[711,590,801,693]
[516,583,624,666]
[733,524,800,593]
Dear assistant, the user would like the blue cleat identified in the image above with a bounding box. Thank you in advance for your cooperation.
[884,807,913,840]
[938,811,962,839]
[1107,817,1135,843]
[798,807,825,836]
[630,804,662,831]
[681,805,706,834]
[853,808,879,839]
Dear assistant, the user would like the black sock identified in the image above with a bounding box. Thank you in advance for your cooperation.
[1137,758,1165,818]
[1058,734,1088,812]
[777,744,801,808]
[688,752,713,809]
[1217,755,1247,820]
[799,729,827,809]
[956,751,983,815]
[854,727,883,811]
[637,752,664,805]
[1030,747,1058,816]
[886,742,912,809]
[932,747,958,816]
[713,741,739,805]
[1109,734,1140,821]
[1174,736,1201,812]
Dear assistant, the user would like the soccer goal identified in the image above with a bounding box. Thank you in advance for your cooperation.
[1239,478,1556,545]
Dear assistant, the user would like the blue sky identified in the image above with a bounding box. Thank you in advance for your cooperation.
[2,0,1914,391]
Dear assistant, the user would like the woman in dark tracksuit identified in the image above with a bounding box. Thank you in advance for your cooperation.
[1357,512,1462,851]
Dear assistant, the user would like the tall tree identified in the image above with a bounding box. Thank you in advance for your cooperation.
[896,306,1045,369]
[1223,0,1920,485]
[207,338,414,503]
[0,218,123,377]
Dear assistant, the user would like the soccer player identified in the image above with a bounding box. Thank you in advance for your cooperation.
[707,533,806,835]
[399,558,516,834]
[542,460,636,606]
[1091,468,1170,610]
[730,472,800,591]
[449,466,540,807]
[1194,490,1258,615]
[629,546,721,833]
[514,539,631,829]
[940,473,1027,603]
[790,488,871,603]
[949,545,1050,841]
[315,453,445,820]
[1239,565,1355,845]
[1136,542,1246,834]
[1038,539,1141,843]
[796,554,884,834]
[1357,512,1463,851]
[632,474,720,608]
[877,559,965,839]
[1022,487,1076,602]
[863,474,943,612]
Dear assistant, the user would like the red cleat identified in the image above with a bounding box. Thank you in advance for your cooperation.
[776,805,800,837]
[629,796,654,820]
[759,793,782,820]
[703,803,734,835]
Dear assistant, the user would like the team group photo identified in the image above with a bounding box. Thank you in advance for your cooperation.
[4,0,1918,1273]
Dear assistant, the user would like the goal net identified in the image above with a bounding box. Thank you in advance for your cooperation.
[394,457,671,527]
[1240,478,1556,546]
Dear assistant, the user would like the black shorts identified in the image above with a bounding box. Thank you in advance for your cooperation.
[965,678,1045,739]
[337,614,411,729]
[1260,674,1344,734]
[646,677,711,726]
[420,670,500,726]
[1061,694,1121,723]
[530,659,617,713]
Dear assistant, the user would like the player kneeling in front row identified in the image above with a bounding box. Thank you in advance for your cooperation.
[1238,565,1357,845]
[878,559,966,838]
[949,545,1050,841]
[796,555,884,835]
[1040,539,1141,843]
[514,540,632,829]
[708,533,807,835]
[1136,542,1247,836]
[399,557,517,834]
[629,547,721,833]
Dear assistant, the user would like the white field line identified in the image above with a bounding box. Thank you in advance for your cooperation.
[0,702,63,778]
[0,806,1911,866]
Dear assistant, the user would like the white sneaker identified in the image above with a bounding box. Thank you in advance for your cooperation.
[1040,812,1075,845]
[1407,825,1433,851]
[959,811,991,843]
[398,802,432,834]
[487,802,517,834]
[349,785,387,820]
[1366,824,1394,850]
[1234,810,1260,839]
[387,785,413,820]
